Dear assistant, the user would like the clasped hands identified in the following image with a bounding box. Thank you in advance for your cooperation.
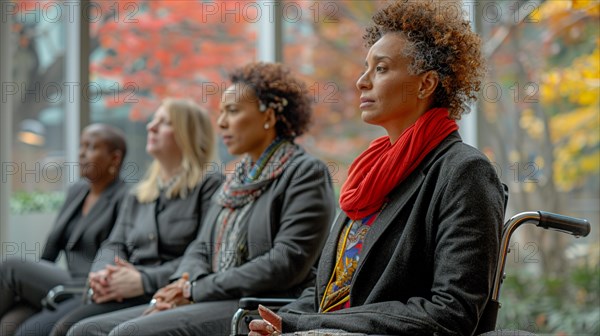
[142,272,192,316]
[88,256,143,303]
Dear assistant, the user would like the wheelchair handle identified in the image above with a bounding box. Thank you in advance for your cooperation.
[491,211,591,301]
[538,211,591,237]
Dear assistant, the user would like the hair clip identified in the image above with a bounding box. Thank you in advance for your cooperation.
[260,96,288,113]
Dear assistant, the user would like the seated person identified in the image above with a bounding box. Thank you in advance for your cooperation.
[65,62,336,336]
[17,98,224,336]
[0,124,128,336]
[249,1,506,335]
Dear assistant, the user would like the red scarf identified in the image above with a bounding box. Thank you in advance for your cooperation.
[340,108,458,220]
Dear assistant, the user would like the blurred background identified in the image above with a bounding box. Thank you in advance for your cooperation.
[1,0,598,333]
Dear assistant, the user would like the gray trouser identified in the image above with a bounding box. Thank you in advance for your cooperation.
[49,297,150,336]
[0,257,72,336]
[66,300,239,336]
[15,297,81,336]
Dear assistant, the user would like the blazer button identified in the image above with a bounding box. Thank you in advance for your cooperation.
[148,233,156,241]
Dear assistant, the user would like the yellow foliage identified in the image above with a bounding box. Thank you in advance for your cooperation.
[573,0,600,15]
[587,127,599,146]
[550,106,598,191]
[550,106,598,143]
[534,0,572,21]
[555,161,579,191]
[533,1,600,192]
[540,71,561,104]
[541,44,600,106]
[536,0,600,21]
[555,151,600,191]
[519,109,546,141]
[567,130,588,153]
[580,151,600,173]
[552,128,599,191]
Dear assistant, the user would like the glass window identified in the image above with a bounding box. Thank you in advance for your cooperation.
[89,0,257,178]
[477,1,599,333]
[5,1,68,254]
[282,0,387,194]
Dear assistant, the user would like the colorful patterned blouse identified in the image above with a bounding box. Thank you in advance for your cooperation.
[320,211,380,312]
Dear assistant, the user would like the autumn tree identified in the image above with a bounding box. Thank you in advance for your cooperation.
[477,0,599,274]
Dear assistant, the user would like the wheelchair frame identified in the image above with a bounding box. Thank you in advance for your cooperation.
[230,210,591,336]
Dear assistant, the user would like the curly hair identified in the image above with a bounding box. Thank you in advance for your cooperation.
[229,62,312,139]
[364,0,485,119]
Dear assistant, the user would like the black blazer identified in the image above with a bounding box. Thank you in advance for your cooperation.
[172,149,336,301]
[42,178,128,279]
[280,132,506,335]
[91,171,224,295]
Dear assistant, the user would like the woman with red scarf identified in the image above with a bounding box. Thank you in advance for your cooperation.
[250,1,506,335]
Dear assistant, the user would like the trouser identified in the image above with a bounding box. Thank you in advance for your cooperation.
[66,300,239,336]
[14,297,81,336]
[0,257,72,336]
[48,297,150,336]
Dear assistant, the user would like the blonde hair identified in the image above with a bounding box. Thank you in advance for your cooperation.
[135,98,215,203]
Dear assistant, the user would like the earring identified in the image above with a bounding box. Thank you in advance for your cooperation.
[264,123,270,130]
[108,166,117,175]
[418,93,425,99]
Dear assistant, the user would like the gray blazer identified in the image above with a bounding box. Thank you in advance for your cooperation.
[172,149,337,301]
[42,178,128,279]
[280,132,506,335]
[91,171,224,295]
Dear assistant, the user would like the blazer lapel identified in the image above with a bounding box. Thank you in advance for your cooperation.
[353,131,463,281]
[53,185,88,240]
[66,179,122,249]
[316,210,347,305]
[354,168,427,277]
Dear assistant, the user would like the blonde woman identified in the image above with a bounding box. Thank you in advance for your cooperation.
[21,99,224,336]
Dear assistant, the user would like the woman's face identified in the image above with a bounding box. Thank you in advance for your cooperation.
[78,127,115,182]
[146,105,182,162]
[356,33,428,141]
[217,83,275,162]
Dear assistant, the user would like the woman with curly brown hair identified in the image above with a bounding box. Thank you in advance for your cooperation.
[65,62,336,336]
[250,1,506,335]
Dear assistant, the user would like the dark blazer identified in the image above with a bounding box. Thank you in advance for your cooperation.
[42,178,128,279]
[172,149,337,301]
[91,171,223,295]
[280,132,506,336]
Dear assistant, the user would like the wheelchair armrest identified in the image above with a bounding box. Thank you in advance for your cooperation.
[238,297,296,310]
[231,298,296,336]
[41,281,90,311]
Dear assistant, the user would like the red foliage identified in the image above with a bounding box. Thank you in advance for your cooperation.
[90,0,256,120]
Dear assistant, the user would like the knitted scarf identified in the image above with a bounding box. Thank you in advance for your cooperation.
[340,108,458,220]
[212,138,298,271]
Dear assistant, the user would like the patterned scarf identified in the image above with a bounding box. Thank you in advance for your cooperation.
[212,138,298,271]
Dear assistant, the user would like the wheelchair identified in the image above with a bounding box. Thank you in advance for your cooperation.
[229,211,591,336]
